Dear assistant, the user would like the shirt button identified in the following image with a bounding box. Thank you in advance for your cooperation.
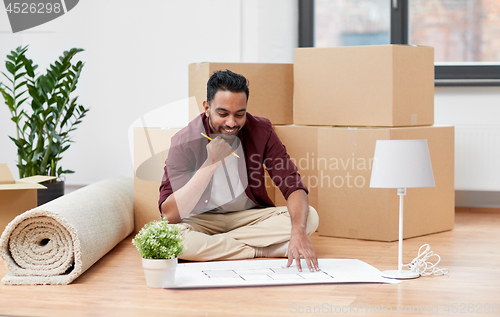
[205,200,208,203]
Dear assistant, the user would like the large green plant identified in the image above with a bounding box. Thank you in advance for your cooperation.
[0,46,89,180]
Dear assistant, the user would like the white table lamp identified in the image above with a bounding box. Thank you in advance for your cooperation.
[370,140,435,279]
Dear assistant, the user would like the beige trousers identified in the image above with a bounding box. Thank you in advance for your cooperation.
[177,206,319,261]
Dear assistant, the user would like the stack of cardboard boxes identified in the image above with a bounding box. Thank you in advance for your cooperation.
[133,127,180,232]
[135,45,454,240]
[287,45,455,241]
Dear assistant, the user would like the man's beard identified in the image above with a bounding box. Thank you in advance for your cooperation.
[209,117,241,143]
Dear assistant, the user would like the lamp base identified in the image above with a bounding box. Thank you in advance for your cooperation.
[382,270,420,279]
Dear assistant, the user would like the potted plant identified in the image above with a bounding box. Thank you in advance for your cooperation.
[132,219,185,288]
[0,46,89,205]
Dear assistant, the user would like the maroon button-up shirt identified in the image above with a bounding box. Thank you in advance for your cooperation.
[158,112,308,215]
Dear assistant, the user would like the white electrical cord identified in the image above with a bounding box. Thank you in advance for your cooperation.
[405,244,449,276]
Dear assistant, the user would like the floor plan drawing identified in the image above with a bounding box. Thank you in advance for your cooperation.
[167,259,400,289]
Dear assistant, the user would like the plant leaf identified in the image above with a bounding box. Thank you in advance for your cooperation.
[1,71,14,84]
[14,72,27,81]
[15,89,27,100]
[15,80,27,90]
[16,97,29,108]
[0,88,14,108]
[5,61,15,74]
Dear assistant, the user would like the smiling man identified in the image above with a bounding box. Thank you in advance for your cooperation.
[159,70,319,272]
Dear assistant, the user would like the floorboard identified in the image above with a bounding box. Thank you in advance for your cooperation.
[0,209,499,316]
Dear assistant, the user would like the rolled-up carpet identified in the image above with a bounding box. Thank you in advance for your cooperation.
[0,176,134,285]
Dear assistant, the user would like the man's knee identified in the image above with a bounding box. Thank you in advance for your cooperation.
[175,222,192,238]
[306,206,319,235]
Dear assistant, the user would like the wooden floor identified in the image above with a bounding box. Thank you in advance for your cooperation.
[0,208,499,317]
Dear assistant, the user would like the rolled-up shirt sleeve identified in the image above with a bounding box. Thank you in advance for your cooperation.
[158,139,189,211]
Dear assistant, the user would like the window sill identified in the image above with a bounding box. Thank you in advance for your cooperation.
[435,79,500,87]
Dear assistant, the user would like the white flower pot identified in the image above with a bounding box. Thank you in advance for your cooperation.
[141,257,178,288]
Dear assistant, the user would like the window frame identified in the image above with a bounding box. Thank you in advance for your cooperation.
[299,0,500,86]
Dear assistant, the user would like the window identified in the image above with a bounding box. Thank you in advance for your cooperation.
[315,0,390,47]
[299,0,500,86]
[410,0,500,63]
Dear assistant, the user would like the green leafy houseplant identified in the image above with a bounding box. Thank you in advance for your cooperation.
[0,46,89,180]
[132,220,185,259]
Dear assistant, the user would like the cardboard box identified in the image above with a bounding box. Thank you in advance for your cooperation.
[0,164,54,233]
[316,126,454,241]
[273,125,320,211]
[294,45,434,127]
[263,167,275,206]
[134,128,181,233]
[189,63,293,124]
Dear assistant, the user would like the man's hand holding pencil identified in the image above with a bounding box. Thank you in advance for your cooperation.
[202,133,234,165]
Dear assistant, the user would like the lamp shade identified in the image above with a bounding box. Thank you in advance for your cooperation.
[370,140,435,189]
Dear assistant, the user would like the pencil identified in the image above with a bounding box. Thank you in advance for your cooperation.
[201,133,240,158]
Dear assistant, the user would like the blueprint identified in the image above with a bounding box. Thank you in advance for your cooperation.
[167,258,400,289]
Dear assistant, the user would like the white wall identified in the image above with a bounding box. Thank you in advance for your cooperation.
[0,0,297,185]
[435,87,500,126]
[435,86,500,207]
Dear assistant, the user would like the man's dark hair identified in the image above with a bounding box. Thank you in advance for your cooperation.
[206,69,249,105]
